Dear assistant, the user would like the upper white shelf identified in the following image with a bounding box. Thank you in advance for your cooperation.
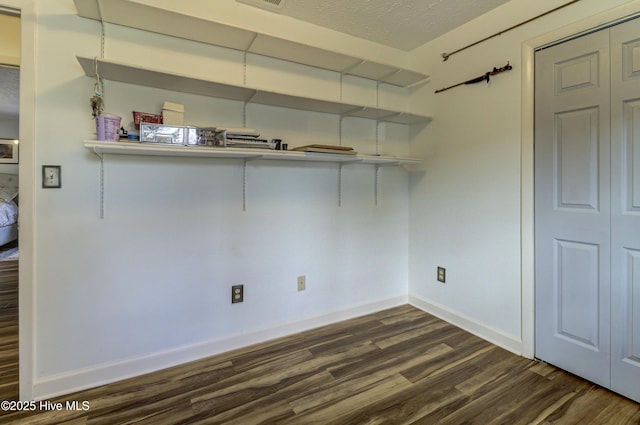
[84,141,424,169]
[77,56,432,125]
[73,0,429,87]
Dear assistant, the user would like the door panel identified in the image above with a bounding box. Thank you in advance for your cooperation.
[621,249,640,360]
[554,52,600,94]
[622,100,640,212]
[535,29,611,389]
[610,17,640,403]
[555,107,600,209]
[554,240,600,349]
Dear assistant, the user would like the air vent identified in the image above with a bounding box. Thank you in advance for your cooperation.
[237,0,286,12]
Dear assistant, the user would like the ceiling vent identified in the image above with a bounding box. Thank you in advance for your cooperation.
[237,0,286,13]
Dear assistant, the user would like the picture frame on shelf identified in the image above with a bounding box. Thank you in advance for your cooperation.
[0,139,18,164]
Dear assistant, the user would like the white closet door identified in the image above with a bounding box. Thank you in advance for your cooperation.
[534,29,612,389]
[610,17,640,403]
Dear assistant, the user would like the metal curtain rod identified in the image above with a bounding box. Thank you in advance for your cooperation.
[441,0,582,61]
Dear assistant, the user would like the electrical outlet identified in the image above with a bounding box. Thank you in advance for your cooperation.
[437,267,446,283]
[297,275,306,292]
[232,284,244,303]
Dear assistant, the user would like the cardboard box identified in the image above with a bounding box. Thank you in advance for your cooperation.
[162,101,184,126]
[132,111,162,128]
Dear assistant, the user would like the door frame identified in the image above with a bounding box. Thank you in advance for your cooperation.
[521,1,640,359]
[0,0,36,401]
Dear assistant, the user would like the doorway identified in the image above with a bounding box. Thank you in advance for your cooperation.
[534,16,640,403]
[0,7,19,401]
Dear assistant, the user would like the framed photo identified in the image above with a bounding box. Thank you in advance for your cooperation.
[0,139,18,164]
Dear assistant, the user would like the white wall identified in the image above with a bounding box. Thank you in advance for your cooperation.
[26,0,420,398]
[408,0,636,354]
[0,12,20,66]
[0,117,18,138]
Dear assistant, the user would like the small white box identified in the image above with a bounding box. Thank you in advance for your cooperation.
[162,101,184,126]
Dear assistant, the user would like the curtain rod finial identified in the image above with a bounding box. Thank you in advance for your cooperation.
[441,53,450,61]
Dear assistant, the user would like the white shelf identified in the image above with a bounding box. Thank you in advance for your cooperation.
[77,56,432,125]
[84,141,424,169]
[73,0,429,87]
[85,141,423,216]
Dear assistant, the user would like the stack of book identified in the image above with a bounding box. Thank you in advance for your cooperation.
[291,144,357,155]
[224,128,275,149]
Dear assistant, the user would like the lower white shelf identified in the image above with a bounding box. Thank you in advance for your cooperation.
[84,141,424,170]
[85,140,424,217]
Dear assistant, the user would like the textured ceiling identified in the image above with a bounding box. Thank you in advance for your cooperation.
[0,66,18,119]
[240,0,512,51]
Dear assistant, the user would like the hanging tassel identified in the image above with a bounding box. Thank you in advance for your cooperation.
[90,57,104,117]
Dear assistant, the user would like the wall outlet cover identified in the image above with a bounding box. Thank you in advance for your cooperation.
[232,284,244,303]
[297,275,306,292]
[437,267,446,283]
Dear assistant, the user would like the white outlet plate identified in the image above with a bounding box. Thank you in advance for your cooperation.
[437,267,446,283]
[232,284,244,303]
[297,275,306,291]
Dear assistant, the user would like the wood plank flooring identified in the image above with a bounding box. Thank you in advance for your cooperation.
[1,303,639,424]
[0,260,19,403]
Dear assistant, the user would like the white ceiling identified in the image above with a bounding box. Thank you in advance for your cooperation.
[0,66,19,119]
[238,0,512,51]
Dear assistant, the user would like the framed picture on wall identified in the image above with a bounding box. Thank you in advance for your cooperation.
[0,139,18,164]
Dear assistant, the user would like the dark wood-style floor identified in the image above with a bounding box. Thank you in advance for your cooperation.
[0,260,19,404]
[2,297,639,423]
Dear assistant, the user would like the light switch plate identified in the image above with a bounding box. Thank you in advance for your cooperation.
[42,165,61,188]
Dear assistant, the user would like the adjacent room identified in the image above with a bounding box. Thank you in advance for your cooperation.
[0,7,20,409]
[1,0,639,422]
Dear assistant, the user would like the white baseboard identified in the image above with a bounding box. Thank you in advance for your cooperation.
[32,295,407,400]
[409,294,523,355]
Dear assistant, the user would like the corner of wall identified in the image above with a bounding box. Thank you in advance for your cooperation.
[409,293,523,355]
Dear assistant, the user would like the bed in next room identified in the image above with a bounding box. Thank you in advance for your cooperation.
[0,173,18,258]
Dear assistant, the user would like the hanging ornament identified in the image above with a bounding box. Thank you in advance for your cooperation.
[90,58,104,117]
[434,62,512,93]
